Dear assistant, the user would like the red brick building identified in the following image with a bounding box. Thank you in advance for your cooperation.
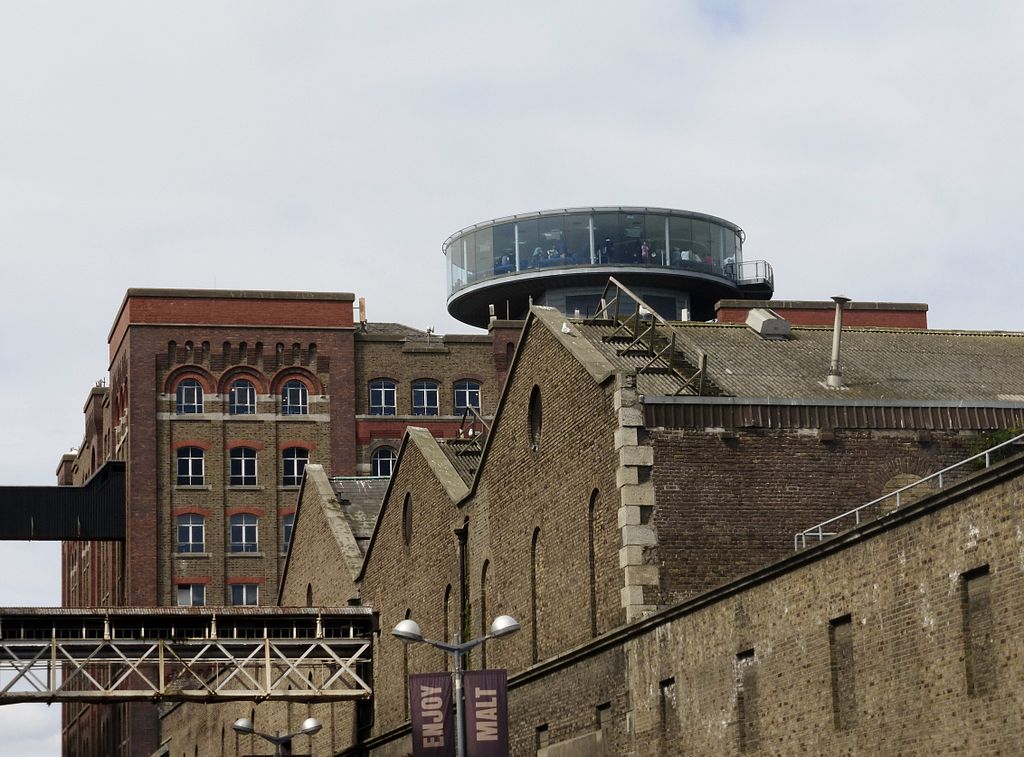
[56,288,507,756]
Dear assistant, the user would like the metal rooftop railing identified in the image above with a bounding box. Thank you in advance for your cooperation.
[794,431,1024,550]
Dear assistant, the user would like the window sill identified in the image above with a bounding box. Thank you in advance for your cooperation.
[175,485,212,491]
[228,551,264,558]
[174,552,210,559]
[227,485,264,491]
[277,485,301,491]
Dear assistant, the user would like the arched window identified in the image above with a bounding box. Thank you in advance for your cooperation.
[176,447,204,486]
[228,379,257,415]
[281,380,308,415]
[371,447,398,477]
[176,514,205,553]
[282,447,309,486]
[454,380,481,415]
[282,513,295,553]
[529,385,543,451]
[402,493,413,546]
[306,583,313,608]
[369,379,397,415]
[229,447,258,486]
[175,379,203,414]
[230,513,259,553]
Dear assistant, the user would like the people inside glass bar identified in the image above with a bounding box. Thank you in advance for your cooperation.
[447,214,741,291]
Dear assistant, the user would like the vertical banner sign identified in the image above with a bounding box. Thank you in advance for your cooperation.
[409,672,455,757]
[463,669,510,757]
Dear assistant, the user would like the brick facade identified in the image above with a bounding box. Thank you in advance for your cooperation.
[57,289,510,757]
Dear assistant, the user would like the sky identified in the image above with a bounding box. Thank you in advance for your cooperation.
[1,1,1023,752]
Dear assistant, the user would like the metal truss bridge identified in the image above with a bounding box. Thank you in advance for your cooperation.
[0,606,374,704]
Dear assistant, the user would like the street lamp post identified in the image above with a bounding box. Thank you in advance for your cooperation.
[232,716,322,756]
[393,614,520,757]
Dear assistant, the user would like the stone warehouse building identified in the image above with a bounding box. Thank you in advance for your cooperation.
[159,293,1024,755]
[55,288,512,757]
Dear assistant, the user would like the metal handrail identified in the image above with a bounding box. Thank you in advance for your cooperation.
[794,431,1024,550]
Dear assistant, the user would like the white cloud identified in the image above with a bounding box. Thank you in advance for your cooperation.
[1,0,1023,745]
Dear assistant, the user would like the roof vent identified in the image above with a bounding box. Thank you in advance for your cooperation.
[745,308,791,340]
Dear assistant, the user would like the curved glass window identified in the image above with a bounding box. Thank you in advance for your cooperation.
[229,380,257,415]
[176,379,204,414]
[444,209,747,297]
[281,380,308,415]
[371,447,398,477]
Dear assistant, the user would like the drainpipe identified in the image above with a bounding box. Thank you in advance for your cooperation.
[827,295,851,388]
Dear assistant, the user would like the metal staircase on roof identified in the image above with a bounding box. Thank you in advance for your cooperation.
[584,277,722,396]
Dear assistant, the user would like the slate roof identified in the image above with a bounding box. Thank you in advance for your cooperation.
[360,322,425,336]
[329,477,389,554]
[570,319,1024,402]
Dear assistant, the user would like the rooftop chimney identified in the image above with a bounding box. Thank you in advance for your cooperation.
[358,297,367,331]
[826,295,851,388]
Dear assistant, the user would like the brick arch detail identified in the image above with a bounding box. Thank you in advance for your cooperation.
[226,507,265,517]
[278,440,317,451]
[454,374,485,385]
[225,439,266,451]
[270,367,322,396]
[218,367,269,394]
[172,507,212,517]
[163,366,216,394]
[172,440,212,451]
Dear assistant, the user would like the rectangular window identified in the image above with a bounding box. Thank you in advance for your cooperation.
[231,583,259,606]
[660,677,677,736]
[454,380,481,414]
[736,649,758,752]
[176,584,205,607]
[230,448,257,486]
[176,515,205,553]
[412,381,439,416]
[828,615,856,730]
[282,514,295,553]
[282,448,309,487]
[176,448,204,486]
[962,565,995,696]
[230,514,259,553]
[369,380,397,415]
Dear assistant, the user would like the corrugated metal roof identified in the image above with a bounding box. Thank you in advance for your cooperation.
[329,477,389,544]
[574,320,1024,402]
[438,440,482,486]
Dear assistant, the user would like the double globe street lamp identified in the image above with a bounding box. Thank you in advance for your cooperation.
[393,614,520,757]
[232,716,322,756]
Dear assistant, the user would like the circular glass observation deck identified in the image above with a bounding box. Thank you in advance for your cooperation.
[444,207,773,327]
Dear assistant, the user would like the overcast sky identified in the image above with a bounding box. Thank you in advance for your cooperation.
[2,2,1023,752]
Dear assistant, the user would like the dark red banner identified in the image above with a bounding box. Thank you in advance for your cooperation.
[464,669,509,757]
[409,672,456,757]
